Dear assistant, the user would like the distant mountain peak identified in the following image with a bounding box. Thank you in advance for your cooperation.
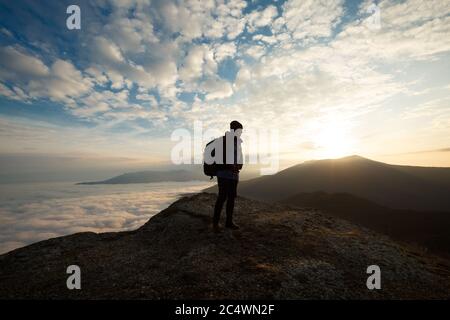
[77,169,207,185]
[233,155,450,211]
[339,154,367,160]
[315,155,370,162]
[297,155,372,168]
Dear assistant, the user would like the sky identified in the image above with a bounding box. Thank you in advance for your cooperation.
[0,0,450,181]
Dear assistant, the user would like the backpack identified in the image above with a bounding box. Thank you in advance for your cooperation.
[203,137,225,179]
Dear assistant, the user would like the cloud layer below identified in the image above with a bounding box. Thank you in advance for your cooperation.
[0,181,212,254]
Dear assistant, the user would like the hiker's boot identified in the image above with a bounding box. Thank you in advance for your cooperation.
[225,222,239,230]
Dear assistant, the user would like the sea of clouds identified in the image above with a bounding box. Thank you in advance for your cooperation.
[0,181,212,254]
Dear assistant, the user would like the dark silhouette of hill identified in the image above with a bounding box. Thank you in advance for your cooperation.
[77,169,208,185]
[0,193,449,299]
[281,191,450,257]
[228,155,450,211]
[393,165,450,188]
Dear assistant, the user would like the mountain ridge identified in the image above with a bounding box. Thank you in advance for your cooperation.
[225,155,450,211]
[77,169,208,185]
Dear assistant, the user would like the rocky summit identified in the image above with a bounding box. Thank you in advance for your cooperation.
[0,193,449,299]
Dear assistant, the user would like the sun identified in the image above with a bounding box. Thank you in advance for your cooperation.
[313,121,355,159]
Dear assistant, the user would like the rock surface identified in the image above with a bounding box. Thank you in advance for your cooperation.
[0,193,449,299]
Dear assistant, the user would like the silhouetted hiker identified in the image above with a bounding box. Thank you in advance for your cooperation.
[211,120,243,232]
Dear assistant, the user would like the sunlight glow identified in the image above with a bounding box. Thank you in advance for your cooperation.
[313,121,355,159]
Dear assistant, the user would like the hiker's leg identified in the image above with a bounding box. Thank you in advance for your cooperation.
[225,179,238,226]
[213,178,227,225]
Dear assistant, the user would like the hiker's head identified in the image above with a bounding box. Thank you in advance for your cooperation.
[230,120,243,136]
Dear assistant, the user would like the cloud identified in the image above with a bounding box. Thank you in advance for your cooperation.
[136,93,158,106]
[0,181,212,254]
[85,66,109,85]
[157,0,247,40]
[0,117,172,160]
[92,36,125,63]
[0,46,92,104]
[179,44,217,84]
[399,147,450,155]
[278,0,344,42]
[0,46,49,80]
[103,15,158,54]
[0,83,29,101]
[332,0,450,61]
[0,27,13,38]
[0,0,449,162]
[213,42,237,62]
[202,77,233,100]
[246,5,278,33]
[244,44,266,59]
[29,59,92,103]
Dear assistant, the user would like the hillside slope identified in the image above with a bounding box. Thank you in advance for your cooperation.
[281,191,450,257]
[231,156,450,211]
[0,193,449,299]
